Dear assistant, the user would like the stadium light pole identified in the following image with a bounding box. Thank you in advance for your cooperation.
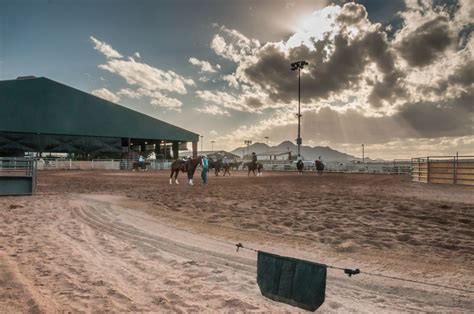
[264,136,269,159]
[291,60,308,158]
[211,140,215,152]
[244,140,252,158]
[200,135,203,154]
[362,144,365,164]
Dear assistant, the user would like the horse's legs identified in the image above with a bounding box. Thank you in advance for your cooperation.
[188,171,193,185]
[175,170,180,184]
[169,169,174,184]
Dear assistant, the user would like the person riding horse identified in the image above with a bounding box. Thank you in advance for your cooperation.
[251,152,257,165]
[245,152,263,176]
[315,156,324,175]
[296,156,304,174]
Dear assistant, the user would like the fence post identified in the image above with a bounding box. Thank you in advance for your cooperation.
[453,155,457,185]
[426,157,430,183]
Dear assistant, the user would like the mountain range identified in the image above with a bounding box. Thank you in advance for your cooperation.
[231,141,361,161]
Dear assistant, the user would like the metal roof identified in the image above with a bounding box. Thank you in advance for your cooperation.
[0,77,198,142]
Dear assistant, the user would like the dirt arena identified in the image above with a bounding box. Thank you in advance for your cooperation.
[1,170,473,312]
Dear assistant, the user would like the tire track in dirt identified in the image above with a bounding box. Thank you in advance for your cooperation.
[72,195,474,312]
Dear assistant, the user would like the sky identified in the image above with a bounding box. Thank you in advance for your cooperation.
[1,0,473,159]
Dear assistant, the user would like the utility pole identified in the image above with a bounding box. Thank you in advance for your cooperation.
[264,136,269,159]
[211,140,215,152]
[291,60,308,158]
[200,135,203,154]
[362,144,365,164]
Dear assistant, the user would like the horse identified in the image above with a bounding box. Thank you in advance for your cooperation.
[209,159,232,176]
[315,160,324,176]
[229,161,242,170]
[296,159,304,174]
[208,160,222,176]
[132,161,150,171]
[244,161,263,176]
[169,156,202,185]
[221,161,231,176]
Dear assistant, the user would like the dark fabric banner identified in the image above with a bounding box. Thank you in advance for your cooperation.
[257,251,327,311]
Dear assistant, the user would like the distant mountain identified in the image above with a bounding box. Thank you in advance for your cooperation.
[231,141,359,161]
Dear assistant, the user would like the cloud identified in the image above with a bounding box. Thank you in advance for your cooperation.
[223,74,239,88]
[196,104,230,116]
[90,36,123,59]
[91,36,194,111]
[245,21,404,109]
[188,57,220,73]
[91,88,120,103]
[98,58,194,94]
[196,90,263,113]
[397,16,455,67]
[215,92,474,157]
[117,88,141,99]
[210,25,261,63]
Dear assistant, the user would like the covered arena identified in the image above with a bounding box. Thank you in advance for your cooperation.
[0,76,199,159]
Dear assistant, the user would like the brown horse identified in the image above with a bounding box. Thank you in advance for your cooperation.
[244,161,263,176]
[296,159,304,174]
[315,160,324,176]
[169,157,202,185]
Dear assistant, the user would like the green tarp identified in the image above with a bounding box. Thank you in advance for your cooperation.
[257,251,327,311]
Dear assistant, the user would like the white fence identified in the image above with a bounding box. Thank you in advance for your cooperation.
[35,158,411,175]
[37,158,172,171]
[256,160,411,174]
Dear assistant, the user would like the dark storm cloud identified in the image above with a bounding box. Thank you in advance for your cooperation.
[447,60,474,87]
[245,13,404,108]
[397,16,454,67]
[396,90,473,137]
[423,61,474,95]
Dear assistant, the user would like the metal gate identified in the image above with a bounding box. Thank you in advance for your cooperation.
[0,157,37,195]
[411,155,474,186]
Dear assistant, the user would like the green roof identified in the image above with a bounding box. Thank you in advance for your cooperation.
[0,77,198,142]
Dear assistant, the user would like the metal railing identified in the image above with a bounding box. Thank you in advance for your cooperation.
[0,157,37,195]
[411,155,474,185]
[36,158,174,171]
[252,159,411,174]
[33,157,412,176]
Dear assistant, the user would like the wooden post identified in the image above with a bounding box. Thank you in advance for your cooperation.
[427,157,430,183]
[163,140,167,161]
[192,141,198,158]
[454,154,457,185]
[172,142,179,160]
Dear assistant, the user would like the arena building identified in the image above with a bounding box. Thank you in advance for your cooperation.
[0,76,199,159]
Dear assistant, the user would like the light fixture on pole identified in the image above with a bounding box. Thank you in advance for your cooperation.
[244,140,252,157]
[290,60,308,158]
[211,140,215,152]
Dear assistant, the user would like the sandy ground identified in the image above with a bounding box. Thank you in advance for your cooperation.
[1,170,473,312]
